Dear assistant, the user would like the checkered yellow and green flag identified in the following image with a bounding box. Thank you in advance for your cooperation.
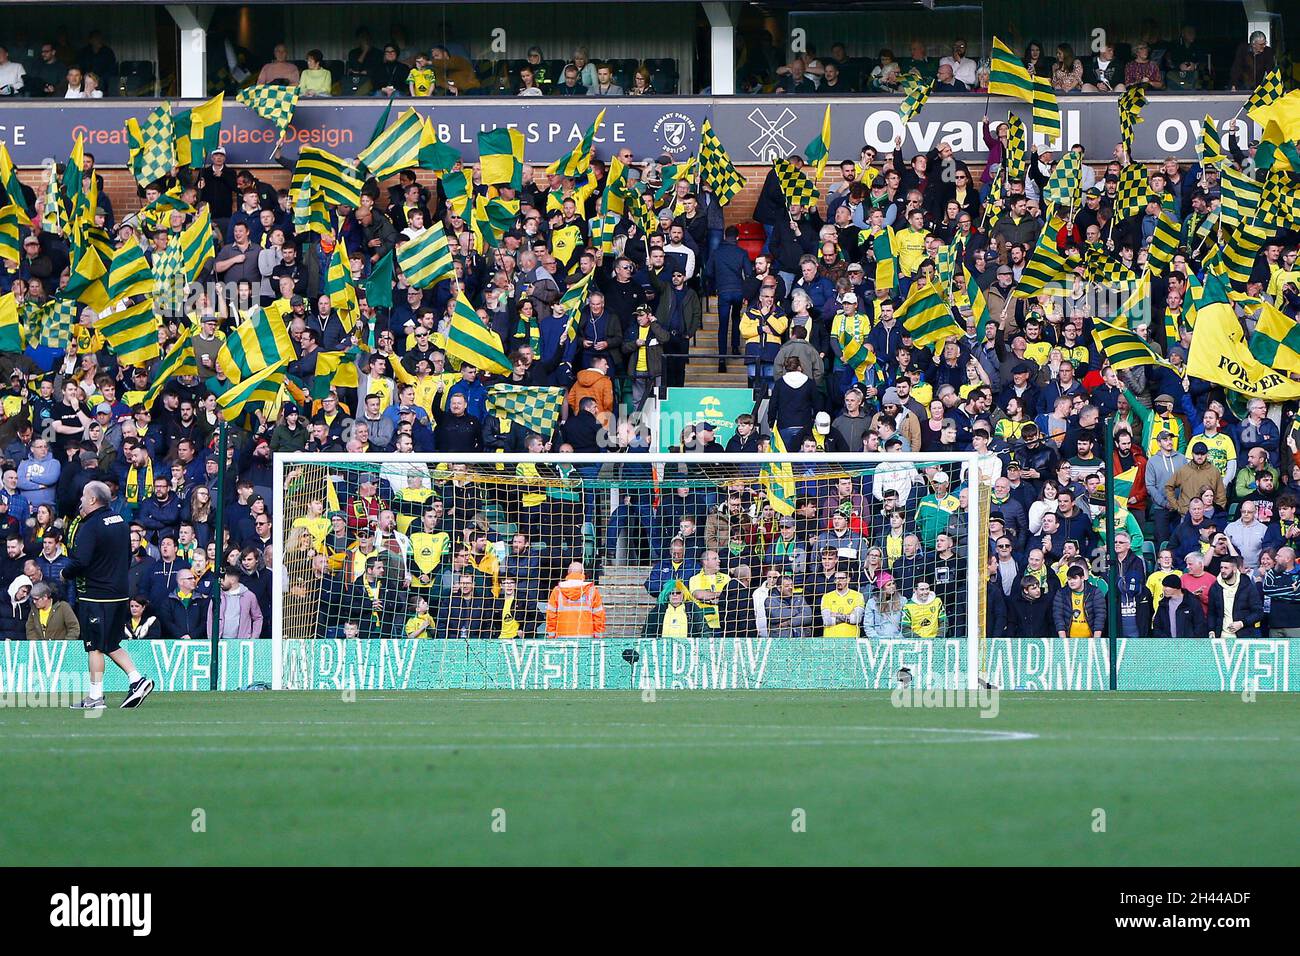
[1113,163,1152,221]
[471,195,518,249]
[1118,83,1148,154]
[124,105,175,189]
[1004,113,1027,181]
[96,297,161,367]
[653,156,694,204]
[1249,300,1300,367]
[697,118,745,206]
[899,79,934,125]
[1085,245,1138,288]
[151,232,185,318]
[1245,67,1287,119]
[1256,118,1300,173]
[125,105,176,189]
[1257,169,1300,230]
[1041,150,1081,207]
[29,297,78,349]
[237,83,299,134]
[440,167,474,218]
[486,384,566,439]
[773,158,818,207]
[478,127,525,190]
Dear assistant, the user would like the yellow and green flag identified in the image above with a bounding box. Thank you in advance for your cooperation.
[0,292,23,352]
[478,127,525,189]
[898,278,961,350]
[142,324,199,406]
[96,297,161,367]
[547,109,605,179]
[988,37,1033,102]
[291,147,363,208]
[218,306,295,383]
[214,357,289,422]
[1186,270,1300,400]
[1032,74,1060,142]
[804,105,832,181]
[356,106,426,181]
[398,222,455,289]
[445,291,511,375]
[0,143,31,222]
[173,92,224,168]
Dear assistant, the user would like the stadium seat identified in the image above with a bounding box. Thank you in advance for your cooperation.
[343,74,370,96]
[736,221,764,261]
[292,59,309,75]
[644,57,676,74]
[117,60,156,97]
[650,69,678,94]
[324,59,345,92]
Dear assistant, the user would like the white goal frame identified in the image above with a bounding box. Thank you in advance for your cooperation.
[271,451,990,690]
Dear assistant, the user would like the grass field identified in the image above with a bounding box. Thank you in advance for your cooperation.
[2,690,1296,866]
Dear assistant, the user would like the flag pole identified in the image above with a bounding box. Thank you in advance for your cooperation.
[209,416,228,690]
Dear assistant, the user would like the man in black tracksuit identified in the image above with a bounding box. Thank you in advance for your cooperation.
[62,481,155,709]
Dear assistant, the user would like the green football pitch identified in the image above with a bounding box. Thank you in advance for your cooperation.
[2,691,1296,866]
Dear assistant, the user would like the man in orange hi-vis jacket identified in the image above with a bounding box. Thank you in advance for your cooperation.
[545,561,607,638]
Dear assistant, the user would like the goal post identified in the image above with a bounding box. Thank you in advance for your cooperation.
[271,452,992,690]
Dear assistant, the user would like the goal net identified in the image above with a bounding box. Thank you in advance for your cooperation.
[272,452,991,690]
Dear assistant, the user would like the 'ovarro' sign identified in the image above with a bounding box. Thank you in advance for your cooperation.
[0,95,1264,168]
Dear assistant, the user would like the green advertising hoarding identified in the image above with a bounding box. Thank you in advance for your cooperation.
[655,386,755,452]
[1,639,1294,693]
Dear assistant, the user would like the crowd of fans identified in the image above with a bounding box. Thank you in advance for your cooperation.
[743,26,1281,95]
[2,16,1300,642]
[0,31,116,98]
[2,20,1283,99]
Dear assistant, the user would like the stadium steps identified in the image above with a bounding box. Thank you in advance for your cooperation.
[684,298,749,389]
[598,565,655,636]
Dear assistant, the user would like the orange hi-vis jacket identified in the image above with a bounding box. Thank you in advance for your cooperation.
[545,573,607,638]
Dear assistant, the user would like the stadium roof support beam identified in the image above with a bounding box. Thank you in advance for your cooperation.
[1242,0,1276,45]
[703,2,738,97]
[166,4,210,99]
